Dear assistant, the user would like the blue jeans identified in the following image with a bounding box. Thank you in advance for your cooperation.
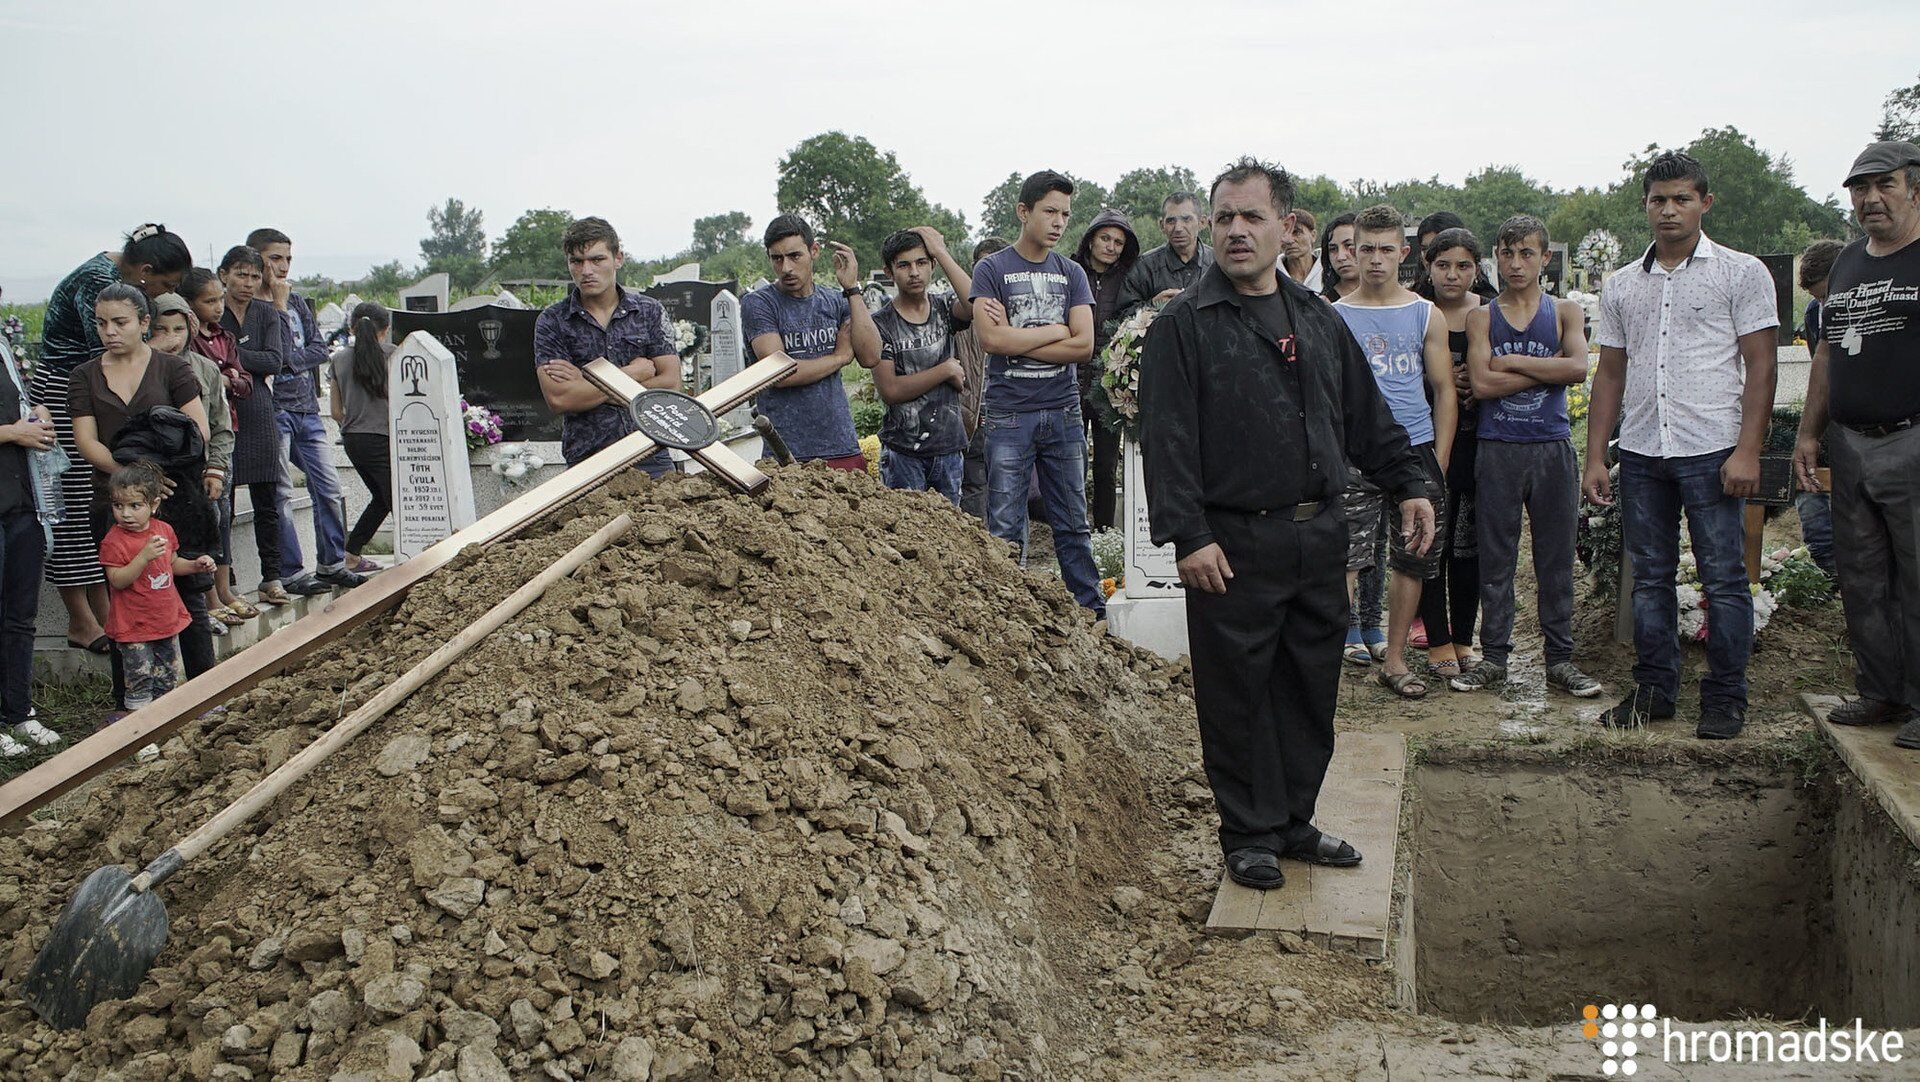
[984,404,1105,617]
[1620,448,1751,711]
[880,447,962,506]
[1795,491,1836,577]
[275,410,347,576]
[0,510,44,726]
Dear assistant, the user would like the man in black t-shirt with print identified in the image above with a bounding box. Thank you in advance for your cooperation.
[1795,140,1920,750]
[864,228,974,504]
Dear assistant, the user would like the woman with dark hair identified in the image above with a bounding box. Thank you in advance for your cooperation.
[1071,208,1141,531]
[215,246,293,608]
[35,225,192,655]
[69,284,209,713]
[329,302,392,570]
[0,332,63,755]
[1414,211,1499,301]
[1416,227,1491,681]
[1319,212,1359,302]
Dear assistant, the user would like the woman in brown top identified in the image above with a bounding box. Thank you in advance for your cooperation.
[69,284,208,712]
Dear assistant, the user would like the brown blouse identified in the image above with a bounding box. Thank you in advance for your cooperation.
[68,350,202,486]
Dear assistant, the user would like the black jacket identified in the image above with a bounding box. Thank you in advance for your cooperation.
[112,406,218,560]
[1139,264,1426,558]
[1073,208,1142,349]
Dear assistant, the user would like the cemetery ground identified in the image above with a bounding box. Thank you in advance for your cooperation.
[1,471,1916,1080]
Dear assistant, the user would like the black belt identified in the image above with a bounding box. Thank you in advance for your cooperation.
[1212,501,1325,522]
[1840,414,1920,439]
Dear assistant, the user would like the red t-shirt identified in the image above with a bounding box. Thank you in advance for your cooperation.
[100,520,191,644]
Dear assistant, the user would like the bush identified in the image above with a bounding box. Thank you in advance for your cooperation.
[851,399,885,438]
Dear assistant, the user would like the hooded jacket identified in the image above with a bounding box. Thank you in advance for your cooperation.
[1073,208,1142,353]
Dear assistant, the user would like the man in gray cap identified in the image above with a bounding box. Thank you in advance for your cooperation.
[1795,139,1920,750]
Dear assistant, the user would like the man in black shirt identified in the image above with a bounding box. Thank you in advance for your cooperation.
[1795,139,1920,750]
[1119,192,1215,320]
[1141,158,1434,890]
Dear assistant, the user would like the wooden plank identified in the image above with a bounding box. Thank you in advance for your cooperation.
[1803,692,1920,851]
[0,358,795,827]
[1205,732,1407,959]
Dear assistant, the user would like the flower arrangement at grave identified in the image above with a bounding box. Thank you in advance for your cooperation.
[1092,307,1157,439]
[858,434,880,477]
[1576,470,1624,598]
[1091,528,1125,596]
[490,444,547,489]
[1567,364,1595,425]
[1575,230,1623,277]
[460,398,504,452]
[1,316,24,354]
[1675,549,1778,644]
[673,319,706,361]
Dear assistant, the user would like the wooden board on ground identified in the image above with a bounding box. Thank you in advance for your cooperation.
[1803,692,1920,851]
[0,358,795,827]
[1205,732,1407,958]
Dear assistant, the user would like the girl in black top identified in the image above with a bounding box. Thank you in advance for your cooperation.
[1419,228,1490,679]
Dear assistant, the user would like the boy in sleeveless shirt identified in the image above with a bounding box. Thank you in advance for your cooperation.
[1333,206,1457,698]
[1456,216,1603,697]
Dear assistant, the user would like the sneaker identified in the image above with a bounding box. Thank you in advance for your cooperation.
[1599,685,1675,730]
[1410,619,1429,649]
[1895,717,1920,750]
[1826,697,1913,727]
[1449,660,1507,692]
[1546,662,1604,699]
[284,574,332,596]
[0,732,25,758]
[1697,705,1746,740]
[14,719,61,746]
[316,566,366,589]
[258,583,293,607]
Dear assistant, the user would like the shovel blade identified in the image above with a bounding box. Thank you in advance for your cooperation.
[21,865,169,1029]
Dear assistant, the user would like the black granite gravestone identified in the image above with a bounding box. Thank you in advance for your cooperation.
[389,304,558,442]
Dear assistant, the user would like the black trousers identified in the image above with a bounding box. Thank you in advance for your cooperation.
[1083,392,1120,531]
[1186,505,1349,856]
[245,481,283,587]
[342,431,391,555]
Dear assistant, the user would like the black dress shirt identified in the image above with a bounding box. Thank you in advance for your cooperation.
[1140,264,1426,558]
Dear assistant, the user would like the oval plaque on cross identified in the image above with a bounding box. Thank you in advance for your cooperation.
[630,389,720,451]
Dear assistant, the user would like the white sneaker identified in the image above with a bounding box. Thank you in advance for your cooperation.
[0,732,26,758]
[14,719,61,746]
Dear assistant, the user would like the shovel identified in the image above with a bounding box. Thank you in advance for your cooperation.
[22,513,633,1028]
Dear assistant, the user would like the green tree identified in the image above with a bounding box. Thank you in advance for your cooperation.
[355,260,414,294]
[978,170,1113,254]
[1451,166,1562,248]
[691,211,753,257]
[775,132,968,276]
[421,198,488,291]
[1620,127,1849,253]
[1876,72,1920,142]
[489,208,573,282]
[1291,174,1352,237]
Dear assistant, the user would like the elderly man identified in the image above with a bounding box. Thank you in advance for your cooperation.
[1795,140,1920,751]
[1119,191,1214,319]
[1140,158,1433,891]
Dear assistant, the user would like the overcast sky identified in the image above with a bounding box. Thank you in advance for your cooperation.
[2,0,1914,300]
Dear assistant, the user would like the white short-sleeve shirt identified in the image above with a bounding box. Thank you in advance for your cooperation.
[1595,234,1779,458]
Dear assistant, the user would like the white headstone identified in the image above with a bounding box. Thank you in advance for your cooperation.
[654,262,702,284]
[398,273,450,314]
[1122,439,1181,598]
[708,289,750,431]
[388,331,476,559]
[314,301,346,336]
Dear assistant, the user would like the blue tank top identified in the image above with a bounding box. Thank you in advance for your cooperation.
[1334,298,1436,446]
[1479,295,1570,442]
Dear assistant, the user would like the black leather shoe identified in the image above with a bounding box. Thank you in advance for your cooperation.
[317,566,366,589]
[1697,706,1746,740]
[283,574,331,596]
[1226,847,1285,890]
[1827,697,1913,726]
[1283,831,1362,867]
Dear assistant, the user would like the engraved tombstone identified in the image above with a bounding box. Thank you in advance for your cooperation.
[387,331,476,560]
[708,289,750,431]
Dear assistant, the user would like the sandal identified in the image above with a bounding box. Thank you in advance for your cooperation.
[1284,831,1363,867]
[1225,847,1286,891]
[226,598,261,619]
[1343,629,1371,667]
[1361,628,1387,662]
[67,635,111,655]
[1377,668,1429,700]
[1427,659,1462,680]
[213,605,248,626]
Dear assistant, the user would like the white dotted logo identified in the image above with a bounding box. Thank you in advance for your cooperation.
[1584,1002,1657,1076]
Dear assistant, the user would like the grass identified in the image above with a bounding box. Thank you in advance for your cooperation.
[1,671,115,783]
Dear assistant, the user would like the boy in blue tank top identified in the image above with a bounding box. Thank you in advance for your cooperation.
[1454,216,1603,698]
[1333,205,1457,698]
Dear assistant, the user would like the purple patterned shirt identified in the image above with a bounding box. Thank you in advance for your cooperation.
[534,285,677,465]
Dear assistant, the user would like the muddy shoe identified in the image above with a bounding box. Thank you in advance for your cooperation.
[1696,705,1746,740]
[1894,717,1920,750]
[1546,662,1603,698]
[1449,661,1506,692]
[1827,697,1913,726]
[1599,685,1674,729]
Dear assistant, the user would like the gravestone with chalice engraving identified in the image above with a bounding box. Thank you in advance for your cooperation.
[388,332,477,560]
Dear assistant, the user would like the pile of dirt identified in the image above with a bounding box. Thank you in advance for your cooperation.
[0,466,1391,1081]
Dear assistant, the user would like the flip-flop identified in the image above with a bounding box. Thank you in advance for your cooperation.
[1343,629,1371,667]
[66,635,111,655]
[226,598,261,619]
[1225,847,1286,890]
[1377,668,1429,700]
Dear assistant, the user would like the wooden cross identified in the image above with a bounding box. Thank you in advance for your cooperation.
[0,356,796,826]
[579,358,789,493]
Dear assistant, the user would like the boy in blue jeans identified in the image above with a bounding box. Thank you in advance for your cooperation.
[867,228,974,505]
